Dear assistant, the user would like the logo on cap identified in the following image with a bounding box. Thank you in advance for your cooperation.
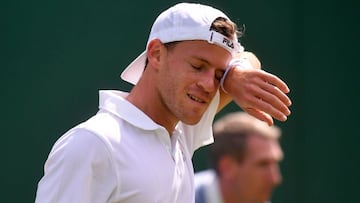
[222,38,234,49]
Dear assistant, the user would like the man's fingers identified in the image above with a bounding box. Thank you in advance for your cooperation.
[226,67,292,123]
[244,108,274,126]
[261,70,290,95]
[261,82,292,108]
[243,76,291,119]
[246,94,289,122]
[254,70,292,119]
[256,82,291,116]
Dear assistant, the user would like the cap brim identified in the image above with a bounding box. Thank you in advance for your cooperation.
[120,51,147,85]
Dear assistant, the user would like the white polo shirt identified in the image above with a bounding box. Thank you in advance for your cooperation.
[35,90,219,203]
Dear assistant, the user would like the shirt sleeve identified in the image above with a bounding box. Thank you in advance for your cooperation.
[35,128,117,203]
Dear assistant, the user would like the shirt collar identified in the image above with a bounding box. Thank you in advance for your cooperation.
[98,90,162,131]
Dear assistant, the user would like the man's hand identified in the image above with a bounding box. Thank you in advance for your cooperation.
[222,52,292,126]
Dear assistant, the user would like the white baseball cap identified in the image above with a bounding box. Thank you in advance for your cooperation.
[120,3,244,85]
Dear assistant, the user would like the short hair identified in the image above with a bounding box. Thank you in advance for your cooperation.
[210,17,243,40]
[208,111,281,174]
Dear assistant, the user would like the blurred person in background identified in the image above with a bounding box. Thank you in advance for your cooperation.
[195,111,283,203]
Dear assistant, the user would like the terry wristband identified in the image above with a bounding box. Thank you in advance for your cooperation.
[220,58,253,94]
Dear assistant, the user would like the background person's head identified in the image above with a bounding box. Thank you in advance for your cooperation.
[209,112,283,203]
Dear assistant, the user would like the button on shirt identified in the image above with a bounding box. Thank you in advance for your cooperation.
[35,90,219,203]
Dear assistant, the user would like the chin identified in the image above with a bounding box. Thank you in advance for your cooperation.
[181,117,202,125]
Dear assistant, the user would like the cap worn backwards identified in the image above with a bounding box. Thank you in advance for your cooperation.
[120,2,244,85]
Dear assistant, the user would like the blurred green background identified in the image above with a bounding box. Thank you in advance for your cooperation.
[2,0,359,202]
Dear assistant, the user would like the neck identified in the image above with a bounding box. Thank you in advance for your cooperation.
[126,78,178,135]
[220,180,248,203]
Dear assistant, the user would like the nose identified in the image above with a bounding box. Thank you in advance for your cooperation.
[269,165,282,186]
[197,70,217,93]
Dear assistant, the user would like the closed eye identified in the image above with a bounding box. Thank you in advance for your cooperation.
[191,63,224,82]
[191,64,202,70]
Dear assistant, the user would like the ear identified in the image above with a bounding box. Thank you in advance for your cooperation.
[147,39,165,70]
[218,155,239,180]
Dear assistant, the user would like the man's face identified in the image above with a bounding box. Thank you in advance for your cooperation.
[233,135,283,203]
[156,40,232,125]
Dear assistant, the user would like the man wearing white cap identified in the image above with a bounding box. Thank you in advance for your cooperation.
[35,3,291,203]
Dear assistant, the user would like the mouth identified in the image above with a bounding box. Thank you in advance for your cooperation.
[187,94,206,103]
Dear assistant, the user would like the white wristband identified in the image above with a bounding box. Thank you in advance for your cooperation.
[220,58,253,94]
